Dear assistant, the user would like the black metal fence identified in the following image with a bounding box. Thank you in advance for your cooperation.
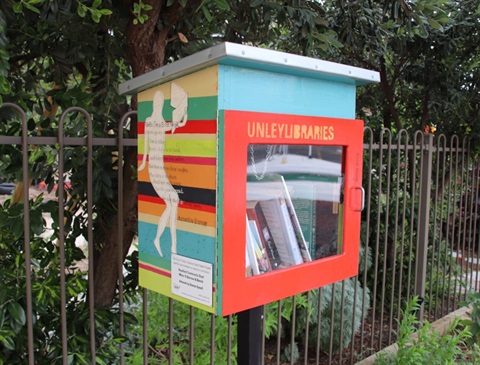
[1,103,479,364]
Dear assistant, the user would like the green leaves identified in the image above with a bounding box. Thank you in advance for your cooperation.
[132,1,153,25]
[213,0,230,11]
[76,0,112,23]
[12,0,43,14]
[7,302,26,327]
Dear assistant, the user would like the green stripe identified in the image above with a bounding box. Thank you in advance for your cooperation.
[138,96,218,121]
[140,252,172,271]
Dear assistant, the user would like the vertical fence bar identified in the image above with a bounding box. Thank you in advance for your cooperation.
[441,137,451,316]
[395,133,409,331]
[328,282,336,365]
[20,106,34,365]
[389,130,407,341]
[415,133,433,321]
[210,313,215,364]
[315,288,323,365]
[350,276,359,365]
[463,140,474,295]
[452,137,462,308]
[474,162,480,292]
[361,127,374,358]
[59,106,96,364]
[304,292,311,365]
[21,108,34,364]
[276,300,282,365]
[338,281,346,364]
[169,298,173,363]
[189,306,195,364]
[379,130,392,347]
[406,133,421,305]
[435,135,447,320]
[261,305,266,365]
[454,137,468,307]
[118,111,136,364]
[370,130,385,350]
[58,111,69,364]
[290,296,297,365]
[143,288,148,365]
[1,104,35,364]
[446,136,460,314]
[227,314,235,365]
[86,110,96,363]
[60,107,96,362]
[428,135,441,321]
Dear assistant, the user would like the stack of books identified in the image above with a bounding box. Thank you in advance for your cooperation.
[245,174,312,276]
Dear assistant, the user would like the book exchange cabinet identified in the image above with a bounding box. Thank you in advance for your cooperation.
[120,43,379,316]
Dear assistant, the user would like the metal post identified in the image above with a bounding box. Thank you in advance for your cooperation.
[415,133,433,321]
[237,306,264,365]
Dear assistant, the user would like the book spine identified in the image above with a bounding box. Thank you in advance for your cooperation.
[245,215,260,275]
[259,199,295,267]
[248,220,271,273]
[276,197,304,265]
[282,184,313,263]
[248,206,282,270]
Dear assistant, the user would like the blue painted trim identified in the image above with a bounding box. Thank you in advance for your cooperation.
[218,65,356,119]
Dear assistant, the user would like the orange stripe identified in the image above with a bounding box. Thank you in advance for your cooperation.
[139,194,216,213]
[139,200,216,228]
[138,162,216,190]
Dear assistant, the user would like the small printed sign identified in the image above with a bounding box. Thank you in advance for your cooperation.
[171,254,213,307]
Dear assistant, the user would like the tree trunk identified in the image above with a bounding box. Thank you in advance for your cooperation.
[93,147,138,307]
[92,0,196,307]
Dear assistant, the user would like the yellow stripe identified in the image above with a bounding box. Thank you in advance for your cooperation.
[165,139,216,157]
[166,133,216,141]
[139,212,216,237]
[139,267,216,313]
[138,66,218,102]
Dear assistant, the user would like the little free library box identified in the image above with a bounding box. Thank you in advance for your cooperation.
[119,42,379,316]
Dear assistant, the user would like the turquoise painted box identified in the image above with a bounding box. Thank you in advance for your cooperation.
[119,43,379,316]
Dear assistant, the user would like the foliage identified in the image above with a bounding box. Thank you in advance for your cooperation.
[375,297,479,365]
[460,291,480,346]
[361,128,473,320]
[126,291,236,364]
[0,10,10,106]
[0,195,138,364]
[327,0,480,137]
[265,275,371,362]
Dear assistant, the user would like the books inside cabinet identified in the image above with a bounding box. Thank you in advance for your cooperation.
[246,144,345,276]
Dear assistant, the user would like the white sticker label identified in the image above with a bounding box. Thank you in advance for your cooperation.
[171,254,213,307]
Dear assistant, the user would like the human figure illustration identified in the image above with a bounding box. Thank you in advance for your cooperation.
[138,83,188,257]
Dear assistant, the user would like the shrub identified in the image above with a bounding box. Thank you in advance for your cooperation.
[0,195,134,364]
[375,297,479,365]
[265,277,371,362]
[126,291,236,364]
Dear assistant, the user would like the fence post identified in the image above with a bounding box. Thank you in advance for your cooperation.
[237,306,264,365]
[415,133,434,321]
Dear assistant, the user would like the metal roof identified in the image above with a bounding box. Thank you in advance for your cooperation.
[119,42,380,95]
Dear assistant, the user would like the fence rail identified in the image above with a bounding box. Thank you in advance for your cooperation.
[1,103,479,364]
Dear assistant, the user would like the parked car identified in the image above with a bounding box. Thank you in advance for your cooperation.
[0,181,15,195]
